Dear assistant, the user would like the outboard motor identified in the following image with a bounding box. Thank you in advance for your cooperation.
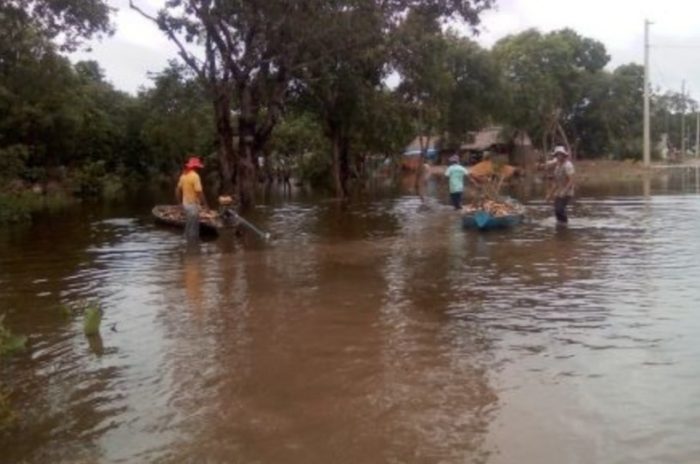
[217,195,239,227]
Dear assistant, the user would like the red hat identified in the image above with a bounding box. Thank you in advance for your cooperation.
[185,156,204,169]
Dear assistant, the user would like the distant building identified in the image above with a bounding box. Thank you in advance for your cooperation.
[461,126,506,154]
[401,135,442,170]
[401,127,535,169]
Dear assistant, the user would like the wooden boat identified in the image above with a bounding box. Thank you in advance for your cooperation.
[462,198,525,231]
[462,210,524,230]
[152,205,229,236]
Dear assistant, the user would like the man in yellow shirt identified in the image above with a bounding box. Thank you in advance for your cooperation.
[176,156,208,240]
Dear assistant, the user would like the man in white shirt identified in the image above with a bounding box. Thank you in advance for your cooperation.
[545,146,575,224]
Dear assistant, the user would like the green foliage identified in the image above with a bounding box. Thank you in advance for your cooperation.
[297,151,334,188]
[66,160,124,198]
[571,64,644,158]
[0,146,30,182]
[0,315,27,357]
[0,384,18,432]
[82,303,102,336]
[493,28,610,151]
[1,0,113,52]
[0,13,137,192]
[137,63,215,175]
[0,315,24,432]
[443,33,503,143]
[0,192,71,224]
[0,0,680,212]
[394,10,455,143]
[270,112,330,186]
[0,194,32,224]
[652,90,698,154]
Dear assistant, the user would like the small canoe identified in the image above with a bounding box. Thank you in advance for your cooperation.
[152,205,228,236]
[462,210,524,230]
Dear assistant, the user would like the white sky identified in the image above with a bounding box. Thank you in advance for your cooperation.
[72,0,700,99]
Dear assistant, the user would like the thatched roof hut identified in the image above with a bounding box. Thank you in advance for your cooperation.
[461,126,507,152]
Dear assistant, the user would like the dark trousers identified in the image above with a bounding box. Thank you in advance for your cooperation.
[554,196,570,223]
[450,191,463,210]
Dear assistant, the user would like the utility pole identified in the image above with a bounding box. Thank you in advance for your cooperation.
[643,19,652,167]
[681,80,686,156]
[695,106,700,158]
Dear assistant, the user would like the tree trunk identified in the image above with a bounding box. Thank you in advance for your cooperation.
[414,134,428,196]
[237,86,257,209]
[331,130,345,198]
[340,135,351,195]
[237,124,257,209]
[212,88,235,195]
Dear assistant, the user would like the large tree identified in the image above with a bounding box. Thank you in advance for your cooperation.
[570,63,644,157]
[443,33,502,143]
[0,0,112,52]
[130,0,494,205]
[493,28,609,155]
[393,7,454,178]
[292,2,387,197]
[129,0,348,206]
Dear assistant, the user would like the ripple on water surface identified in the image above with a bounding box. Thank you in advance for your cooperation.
[1,193,700,463]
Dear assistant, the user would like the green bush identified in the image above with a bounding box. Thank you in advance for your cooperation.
[0,315,26,357]
[0,194,34,223]
[67,161,126,198]
[68,160,107,196]
[0,192,71,224]
[0,145,30,183]
[0,385,18,432]
[83,303,102,336]
[0,316,25,432]
[297,151,333,189]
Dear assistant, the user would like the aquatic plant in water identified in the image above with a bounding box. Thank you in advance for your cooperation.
[0,315,26,357]
[0,192,72,225]
[0,385,17,432]
[0,316,24,431]
[83,303,102,336]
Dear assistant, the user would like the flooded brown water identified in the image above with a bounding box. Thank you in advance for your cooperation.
[2,172,700,463]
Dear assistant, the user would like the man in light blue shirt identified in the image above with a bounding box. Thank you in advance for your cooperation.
[444,154,469,210]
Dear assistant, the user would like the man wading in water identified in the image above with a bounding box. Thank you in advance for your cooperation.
[544,146,575,224]
[444,154,470,210]
[176,156,209,241]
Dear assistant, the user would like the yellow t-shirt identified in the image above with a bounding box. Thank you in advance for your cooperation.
[178,170,203,206]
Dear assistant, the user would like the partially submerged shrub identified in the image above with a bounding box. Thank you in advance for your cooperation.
[82,303,102,336]
[0,315,26,357]
[0,385,18,432]
[0,192,71,225]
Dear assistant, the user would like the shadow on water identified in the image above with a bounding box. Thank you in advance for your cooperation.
[2,173,700,463]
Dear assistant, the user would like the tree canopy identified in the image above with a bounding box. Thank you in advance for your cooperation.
[0,1,690,210]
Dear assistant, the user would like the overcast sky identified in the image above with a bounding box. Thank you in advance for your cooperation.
[72,0,700,99]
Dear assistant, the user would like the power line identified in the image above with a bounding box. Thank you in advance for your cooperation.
[652,44,700,49]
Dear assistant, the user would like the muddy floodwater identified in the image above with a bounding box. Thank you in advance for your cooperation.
[2,172,700,463]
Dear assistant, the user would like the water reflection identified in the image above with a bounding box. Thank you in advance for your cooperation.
[182,248,204,316]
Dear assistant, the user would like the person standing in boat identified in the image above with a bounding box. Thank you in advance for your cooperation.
[444,154,470,210]
[176,156,209,240]
[545,146,575,224]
